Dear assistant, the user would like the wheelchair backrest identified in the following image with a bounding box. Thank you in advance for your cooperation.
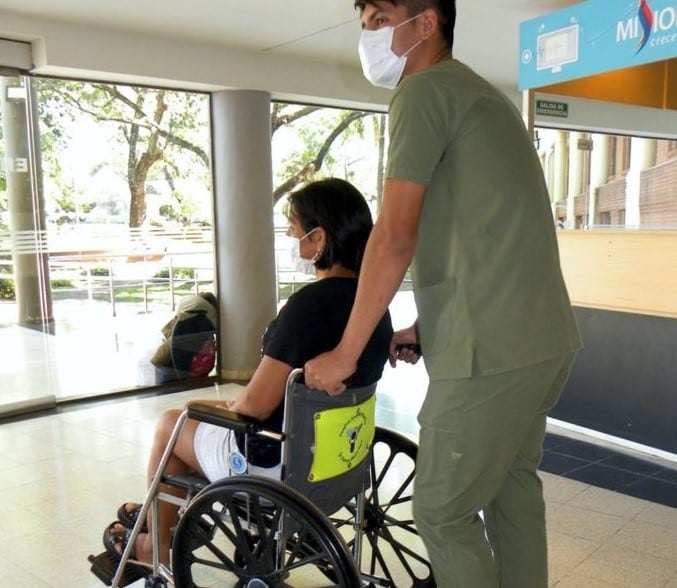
[281,377,376,517]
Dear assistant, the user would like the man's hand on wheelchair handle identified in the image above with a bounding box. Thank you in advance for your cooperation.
[389,324,421,367]
[304,349,357,396]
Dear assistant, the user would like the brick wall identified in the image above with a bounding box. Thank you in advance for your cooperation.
[596,177,627,225]
[640,159,677,227]
[552,138,676,229]
[656,141,677,165]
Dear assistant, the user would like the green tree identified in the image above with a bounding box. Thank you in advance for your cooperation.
[37,81,384,227]
[270,104,375,204]
[38,80,210,228]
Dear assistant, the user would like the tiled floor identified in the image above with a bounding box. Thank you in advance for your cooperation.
[1,366,676,588]
[1,291,676,587]
[541,434,677,509]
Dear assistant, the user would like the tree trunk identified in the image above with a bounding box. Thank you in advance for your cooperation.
[128,180,147,228]
[126,92,166,228]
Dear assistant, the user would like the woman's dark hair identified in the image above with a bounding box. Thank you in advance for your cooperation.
[353,0,456,51]
[286,178,373,273]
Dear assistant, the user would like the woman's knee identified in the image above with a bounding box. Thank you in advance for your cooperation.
[154,408,182,443]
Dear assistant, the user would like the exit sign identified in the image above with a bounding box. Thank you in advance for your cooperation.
[536,100,569,118]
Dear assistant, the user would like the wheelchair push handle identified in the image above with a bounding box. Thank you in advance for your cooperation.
[286,367,305,393]
[395,342,422,355]
[286,366,357,395]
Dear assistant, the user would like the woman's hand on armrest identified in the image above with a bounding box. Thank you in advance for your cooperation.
[183,356,290,421]
[185,398,236,410]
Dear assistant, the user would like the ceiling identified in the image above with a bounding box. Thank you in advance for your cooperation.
[0,0,580,91]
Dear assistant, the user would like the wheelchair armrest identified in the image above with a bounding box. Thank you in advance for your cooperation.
[186,403,262,435]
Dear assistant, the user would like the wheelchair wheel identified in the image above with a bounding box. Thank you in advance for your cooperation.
[331,426,435,587]
[171,475,360,587]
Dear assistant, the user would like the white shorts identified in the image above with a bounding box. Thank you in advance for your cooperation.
[193,422,282,483]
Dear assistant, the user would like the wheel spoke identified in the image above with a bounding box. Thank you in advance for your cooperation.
[171,476,360,586]
[170,429,434,587]
[361,427,435,587]
[375,521,431,576]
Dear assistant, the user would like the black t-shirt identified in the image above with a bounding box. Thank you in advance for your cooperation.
[236,277,393,467]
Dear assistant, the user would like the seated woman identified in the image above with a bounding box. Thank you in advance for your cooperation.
[103,177,393,567]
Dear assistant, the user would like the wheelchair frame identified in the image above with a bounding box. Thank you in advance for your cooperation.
[105,369,434,587]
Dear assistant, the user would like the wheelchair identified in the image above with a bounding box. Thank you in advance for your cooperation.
[90,369,435,587]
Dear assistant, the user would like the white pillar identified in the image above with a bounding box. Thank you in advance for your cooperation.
[567,132,583,225]
[211,90,277,380]
[625,138,657,229]
[521,89,535,138]
[588,133,610,226]
[553,131,568,221]
[0,76,53,331]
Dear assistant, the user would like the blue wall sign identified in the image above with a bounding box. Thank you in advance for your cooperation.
[519,0,677,90]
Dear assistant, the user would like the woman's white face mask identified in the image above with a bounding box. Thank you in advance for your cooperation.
[358,14,423,89]
[289,228,318,276]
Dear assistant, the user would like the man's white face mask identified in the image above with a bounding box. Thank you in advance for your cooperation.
[358,14,423,89]
[289,228,318,276]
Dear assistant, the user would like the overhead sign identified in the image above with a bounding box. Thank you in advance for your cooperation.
[519,0,677,90]
[535,99,569,117]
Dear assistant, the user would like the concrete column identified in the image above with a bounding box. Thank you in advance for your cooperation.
[0,76,53,332]
[625,138,657,228]
[553,130,568,221]
[588,133,610,226]
[211,90,277,380]
[521,89,534,138]
[540,150,557,218]
[544,150,555,198]
[567,132,583,225]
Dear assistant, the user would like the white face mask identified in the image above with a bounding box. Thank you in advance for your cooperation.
[358,14,423,89]
[289,228,318,276]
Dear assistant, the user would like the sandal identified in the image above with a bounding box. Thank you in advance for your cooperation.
[103,520,137,561]
[117,502,148,533]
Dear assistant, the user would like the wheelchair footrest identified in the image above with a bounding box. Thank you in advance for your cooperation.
[88,551,147,586]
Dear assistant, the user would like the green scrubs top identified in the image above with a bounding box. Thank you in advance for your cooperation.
[387,59,581,380]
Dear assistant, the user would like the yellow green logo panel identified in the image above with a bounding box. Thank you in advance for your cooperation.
[308,395,376,482]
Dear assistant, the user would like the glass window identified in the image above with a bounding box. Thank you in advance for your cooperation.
[536,128,677,230]
[1,74,54,412]
[269,103,390,302]
[1,76,215,411]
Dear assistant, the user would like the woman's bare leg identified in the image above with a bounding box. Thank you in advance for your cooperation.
[133,408,204,565]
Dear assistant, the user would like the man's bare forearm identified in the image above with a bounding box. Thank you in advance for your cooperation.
[336,220,416,362]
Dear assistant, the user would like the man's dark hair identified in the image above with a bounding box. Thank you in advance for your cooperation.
[287,178,373,273]
[353,0,456,50]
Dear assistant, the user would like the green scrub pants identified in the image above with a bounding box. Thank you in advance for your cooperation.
[413,353,575,588]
